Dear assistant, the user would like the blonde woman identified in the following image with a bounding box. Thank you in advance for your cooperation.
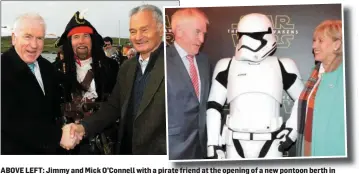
[296,20,345,157]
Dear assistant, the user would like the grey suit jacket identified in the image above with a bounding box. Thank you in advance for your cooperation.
[166,44,212,160]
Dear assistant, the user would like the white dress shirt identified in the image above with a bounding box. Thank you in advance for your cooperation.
[30,61,45,95]
[173,41,201,101]
[76,57,98,100]
[138,54,150,74]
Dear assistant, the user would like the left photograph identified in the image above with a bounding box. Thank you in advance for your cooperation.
[1,0,179,155]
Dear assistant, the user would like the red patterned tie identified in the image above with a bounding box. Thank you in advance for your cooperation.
[187,55,199,99]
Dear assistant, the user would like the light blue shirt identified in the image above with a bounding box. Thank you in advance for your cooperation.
[173,41,201,101]
[138,54,149,74]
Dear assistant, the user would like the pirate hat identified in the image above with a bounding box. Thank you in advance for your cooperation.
[55,10,104,48]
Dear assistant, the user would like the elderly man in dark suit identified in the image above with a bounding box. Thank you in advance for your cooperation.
[1,13,73,154]
[166,8,212,160]
[62,4,166,155]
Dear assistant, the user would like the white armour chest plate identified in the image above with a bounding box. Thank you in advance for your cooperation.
[227,56,283,103]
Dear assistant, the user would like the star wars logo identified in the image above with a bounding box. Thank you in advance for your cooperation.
[228,15,299,48]
[165,15,175,46]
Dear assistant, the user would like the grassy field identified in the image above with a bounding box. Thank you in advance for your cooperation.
[1,36,130,53]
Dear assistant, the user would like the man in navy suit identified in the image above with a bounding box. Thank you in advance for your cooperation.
[1,13,73,154]
[166,8,212,160]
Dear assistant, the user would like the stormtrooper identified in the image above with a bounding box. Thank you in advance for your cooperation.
[206,13,304,159]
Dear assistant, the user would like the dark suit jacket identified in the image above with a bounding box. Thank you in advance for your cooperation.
[1,47,63,154]
[166,44,212,160]
[82,43,166,154]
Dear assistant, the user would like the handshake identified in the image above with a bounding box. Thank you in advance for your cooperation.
[59,123,86,150]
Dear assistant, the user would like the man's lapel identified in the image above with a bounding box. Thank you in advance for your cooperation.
[121,59,138,118]
[170,44,199,101]
[196,54,209,103]
[37,58,50,97]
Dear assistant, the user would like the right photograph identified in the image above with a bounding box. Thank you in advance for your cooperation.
[165,4,346,161]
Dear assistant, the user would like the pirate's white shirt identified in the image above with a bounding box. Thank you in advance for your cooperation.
[76,57,98,100]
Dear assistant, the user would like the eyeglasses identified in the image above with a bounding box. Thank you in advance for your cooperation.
[103,44,111,47]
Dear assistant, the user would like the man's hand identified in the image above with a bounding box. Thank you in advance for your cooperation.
[60,123,85,150]
[60,124,78,150]
[69,123,85,141]
[207,145,225,159]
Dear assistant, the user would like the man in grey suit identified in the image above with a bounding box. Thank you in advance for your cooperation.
[166,8,212,160]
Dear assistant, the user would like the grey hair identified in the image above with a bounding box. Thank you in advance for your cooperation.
[129,4,163,26]
[13,12,46,36]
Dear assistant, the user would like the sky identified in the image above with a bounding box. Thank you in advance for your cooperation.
[1,1,179,38]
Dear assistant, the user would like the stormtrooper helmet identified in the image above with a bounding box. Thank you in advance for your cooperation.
[234,13,277,62]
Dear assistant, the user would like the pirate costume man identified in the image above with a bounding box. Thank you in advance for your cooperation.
[55,11,119,154]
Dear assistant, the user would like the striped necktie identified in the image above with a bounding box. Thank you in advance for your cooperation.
[186,55,199,99]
